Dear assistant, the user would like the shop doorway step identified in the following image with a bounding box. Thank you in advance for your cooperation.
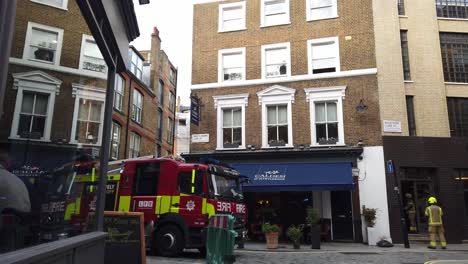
[409,234,429,244]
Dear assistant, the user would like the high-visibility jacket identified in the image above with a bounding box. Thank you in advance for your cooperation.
[425,205,443,226]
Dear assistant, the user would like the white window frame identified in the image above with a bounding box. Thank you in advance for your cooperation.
[23,22,64,66]
[129,49,143,80]
[218,47,246,83]
[257,85,295,148]
[79,34,107,74]
[306,0,338,21]
[261,42,291,79]
[70,84,106,146]
[167,118,174,145]
[261,0,291,27]
[10,71,62,142]
[218,1,246,33]
[113,74,124,111]
[305,86,346,146]
[132,89,143,124]
[30,0,68,10]
[111,122,121,160]
[213,93,249,150]
[129,132,141,158]
[307,37,340,75]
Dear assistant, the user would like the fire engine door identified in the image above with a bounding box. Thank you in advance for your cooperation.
[175,170,205,227]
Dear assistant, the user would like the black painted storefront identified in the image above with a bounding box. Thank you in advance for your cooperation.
[383,136,468,243]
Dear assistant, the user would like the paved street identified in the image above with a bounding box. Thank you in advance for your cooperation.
[147,243,468,264]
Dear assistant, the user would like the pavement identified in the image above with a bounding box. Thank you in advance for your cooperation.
[147,242,468,264]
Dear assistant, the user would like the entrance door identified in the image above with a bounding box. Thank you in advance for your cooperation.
[401,180,434,233]
[331,191,354,240]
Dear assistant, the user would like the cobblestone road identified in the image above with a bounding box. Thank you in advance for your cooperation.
[147,250,468,264]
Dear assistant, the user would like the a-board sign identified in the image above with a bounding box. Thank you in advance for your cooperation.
[104,211,146,264]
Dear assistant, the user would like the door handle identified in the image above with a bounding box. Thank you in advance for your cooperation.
[172,203,180,207]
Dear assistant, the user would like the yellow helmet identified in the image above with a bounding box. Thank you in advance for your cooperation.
[428,196,437,204]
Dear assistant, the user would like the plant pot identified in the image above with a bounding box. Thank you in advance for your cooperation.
[293,241,300,249]
[367,227,378,246]
[265,232,279,249]
[309,226,321,249]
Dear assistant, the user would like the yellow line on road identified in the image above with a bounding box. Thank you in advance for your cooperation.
[425,261,468,264]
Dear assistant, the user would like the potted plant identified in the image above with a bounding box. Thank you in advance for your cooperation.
[286,225,303,249]
[362,206,378,246]
[262,223,280,249]
[306,207,321,249]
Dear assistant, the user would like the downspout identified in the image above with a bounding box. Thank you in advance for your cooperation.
[124,76,133,159]
[0,0,17,117]
[172,69,178,154]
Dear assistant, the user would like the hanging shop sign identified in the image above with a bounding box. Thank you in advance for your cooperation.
[190,96,200,126]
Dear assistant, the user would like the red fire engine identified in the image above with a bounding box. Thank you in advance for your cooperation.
[113,157,247,256]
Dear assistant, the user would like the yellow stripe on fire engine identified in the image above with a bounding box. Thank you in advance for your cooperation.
[202,198,207,214]
[206,203,215,217]
[159,196,171,214]
[118,196,131,212]
[155,196,162,214]
[170,196,180,214]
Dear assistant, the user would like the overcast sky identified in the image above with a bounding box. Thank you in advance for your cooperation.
[131,0,216,106]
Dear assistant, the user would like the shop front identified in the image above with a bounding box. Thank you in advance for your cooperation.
[184,147,366,243]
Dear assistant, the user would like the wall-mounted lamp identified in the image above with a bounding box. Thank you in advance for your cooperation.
[356,99,368,113]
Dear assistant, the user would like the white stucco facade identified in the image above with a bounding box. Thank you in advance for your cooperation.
[358,146,392,243]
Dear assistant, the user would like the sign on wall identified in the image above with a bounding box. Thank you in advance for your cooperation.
[192,134,209,143]
[383,120,402,133]
[190,96,200,126]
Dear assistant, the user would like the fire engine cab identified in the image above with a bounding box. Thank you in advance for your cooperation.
[114,157,247,256]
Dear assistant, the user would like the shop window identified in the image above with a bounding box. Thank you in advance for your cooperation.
[110,122,121,160]
[305,86,346,146]
[79,35,107,74]
[307,0,338,21]
[218,48,246,82]
[132,89,143,124]
[261,0,290,27]
[308,37,340,75]
[262,42,291,79]
[129,132,141,158]
[178,171,203,196]
[70,84,105,146]
[113,74,124,111]
[23,22,64,65]
[219,1,246,32]
[214,93,248,150]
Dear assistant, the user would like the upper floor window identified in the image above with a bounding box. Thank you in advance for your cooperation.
[305,86,346,146]
[31,0,68,10]
[23,22,64,65]
[262,42,291,79]
[400,31,411,81]
[129,49,143,79]
[167,118,174,145]
[10,71,61,142]
[111,122,121,160]
[132,89,143,124]
[447,97,468,137]
[113,74,124,111]
[307,37,340,75]
[213,93,248,150]
[398,0,405,15]
[157,108,163,141]
[440,33,468,83]
[79,35,107,74]
[219,1,246,32]
[70,84,105,145]
[306,0,338,21]
[261,0,290,27]
[218,48,246,82]
[436,0,468,19]
[129,132,141,158]
[257,85,295,148]
[169,92,176,113]
[406,96,417,136]
[169,68,177,85]
[158,80,165,105]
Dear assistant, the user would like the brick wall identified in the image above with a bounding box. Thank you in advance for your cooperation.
[192,0,376,85]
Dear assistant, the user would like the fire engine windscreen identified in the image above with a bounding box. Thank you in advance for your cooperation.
[211,174,242,200]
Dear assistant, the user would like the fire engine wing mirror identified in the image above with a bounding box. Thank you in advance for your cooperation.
[239,175,252,185]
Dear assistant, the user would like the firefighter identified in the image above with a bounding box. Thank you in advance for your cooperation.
[425,196,446,249]
[404,193,417,232]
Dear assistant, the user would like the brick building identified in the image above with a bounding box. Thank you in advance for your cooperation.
[374,0,468,243]
[185,0,391,242]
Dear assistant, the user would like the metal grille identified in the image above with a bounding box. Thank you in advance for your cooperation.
[440,33,468,83]
[400,31,411,81]
[398,0,405,15]
[436,0,468,19]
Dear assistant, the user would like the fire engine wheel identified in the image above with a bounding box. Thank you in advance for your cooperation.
[154,225,184,257]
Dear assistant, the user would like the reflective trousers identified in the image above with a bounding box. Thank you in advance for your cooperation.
[428,225,446,248]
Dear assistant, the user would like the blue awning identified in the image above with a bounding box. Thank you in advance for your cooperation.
[232,162,354,192]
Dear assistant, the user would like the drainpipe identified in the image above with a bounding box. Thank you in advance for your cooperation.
[0,1,17,117]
